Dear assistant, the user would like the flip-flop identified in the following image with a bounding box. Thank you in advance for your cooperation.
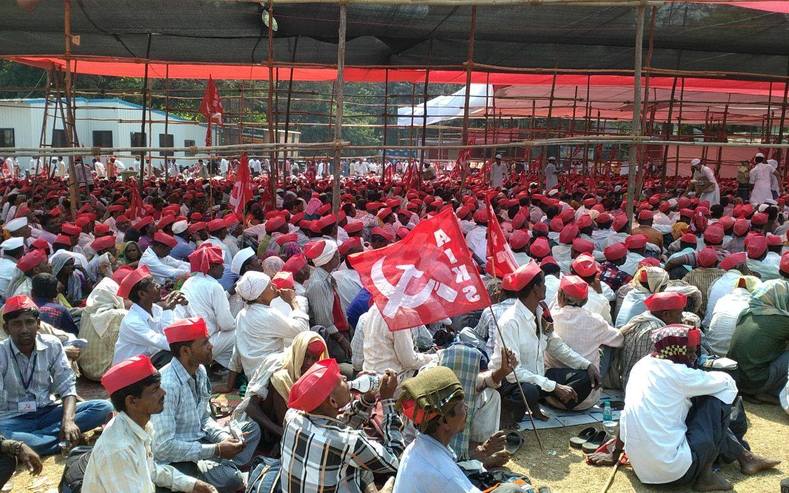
[505,431,524,454]
[569,427,597,449]
[582,430,608,454]
[610,400,625,411]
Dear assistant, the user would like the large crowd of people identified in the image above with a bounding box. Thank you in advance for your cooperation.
[0,150,786,493]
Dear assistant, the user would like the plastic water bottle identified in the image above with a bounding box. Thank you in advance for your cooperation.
[602,400,617,437]
[349,374,380,394]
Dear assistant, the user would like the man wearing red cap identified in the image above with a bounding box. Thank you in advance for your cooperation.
[491,262,598,422]
[465,209,488,266]
[631,209,664,252]
[6,248,50,298]
[568,254,615,324]
[599,243,633,292]
[204,220,236,291]
[680,247,725,316]
[82,355,213,493]
[0,295,113,456]
[590,324,779,490]
[745,235,780,280]
[138,231,191,285]
[280,360,402,493]
[113,266,189,367]
[151,318,261,493]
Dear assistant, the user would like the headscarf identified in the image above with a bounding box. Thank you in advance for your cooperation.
[439,344,482,460]
[83,277,126,338]
[270,331,329,401]
[651,323,701,365]
[615,266,670,327]
[746,279,789,318]
[49,250,85,304]
[262,256,285,277]
[672,221,690,241]
[397,366,464,434]
[235,271,271,302]
[117,241,140,265]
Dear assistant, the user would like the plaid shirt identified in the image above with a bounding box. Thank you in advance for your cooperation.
[280,399,404,493]
[33,298,78,335]
[150,359,228,464]
[600,261,632,293]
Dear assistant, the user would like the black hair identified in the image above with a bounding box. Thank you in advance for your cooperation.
[31,273,59,300]
[3,246,23,258]
[710,204,724,219]
[110,373,161,413]
[169,340,192,359]
[3,307,39,324]
[541,263,561,278]
[129,277,154,305]
[124,228,142,243]
[503,272,545,299]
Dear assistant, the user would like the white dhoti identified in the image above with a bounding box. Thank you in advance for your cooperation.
[210,329,236,368]
[470,387,501,443]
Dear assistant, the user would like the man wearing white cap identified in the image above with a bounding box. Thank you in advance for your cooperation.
[4,217,30,244]
[544,156,559,190]
[234,271,309,376]
[490,153,507,188]
[690,158,720,206]
[749,153,776,205]
[0,238,24,301]
[170,220,195,261]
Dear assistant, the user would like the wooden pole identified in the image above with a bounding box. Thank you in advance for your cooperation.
[138,33,152,194]
[419,41,432,168]
[484,75,490,160]
[381,68,389,179]
[265,0,278,205]
[459,5,476,192]
[283,37,299,164]
[634,5,656,200]
[675,77,685,177]
[542,72,558,168]
[716,95,730,168]
[626,3,646,228]
[63,0,79,214]
[331,4,347,213]
[37,70,52,177]
[164,64,170,180]
[776,75,788,169]
[409,83,417,172]
[584,75,591,174]
[661,76,677,180]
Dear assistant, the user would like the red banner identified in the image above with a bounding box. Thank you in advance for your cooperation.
[485,200,518,278]
[199,75,224,147]
[348,208,491,331]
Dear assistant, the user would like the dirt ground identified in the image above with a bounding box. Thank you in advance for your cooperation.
[7,395,788,493]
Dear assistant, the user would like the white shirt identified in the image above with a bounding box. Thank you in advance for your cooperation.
[174,273,235,337]
[621,356,737,485]
[235,301,309,376]
[703,270,742,327]
[139,248,190,283]
[0,258,17,300]
[361,305,437,375]
[490,162,507,188]
[82,411,195,493]
[749,162,774,205]
[552,244,572,273]
[620,251,645,276]
[113,303,175,364]
[490,299,590,392]
[548,305,623,371]
[706,288,751,356]
[465,225,487,265]
[393,433,481,493]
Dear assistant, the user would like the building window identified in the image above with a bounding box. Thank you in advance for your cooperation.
[159,133,174,156]
[52,129,67,147]
[130,132,146,148]
[184,139,196,156]
[92,130,113,148]
[0,129,14,148]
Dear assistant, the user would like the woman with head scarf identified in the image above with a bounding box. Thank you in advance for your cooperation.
[728,280,789,402]
[235,331,328,455]
[77,275,128,380]
[614,265,669,327]
[116,240,142,268]
[50,250,89,306]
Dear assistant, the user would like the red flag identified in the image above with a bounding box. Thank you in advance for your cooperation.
[485,200,518,278]
[199,76,224,147]
[127,179,144,220]
[348,207,490,331]
[229,153,252,218]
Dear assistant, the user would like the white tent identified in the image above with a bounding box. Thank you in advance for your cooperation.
[397,84,493,127]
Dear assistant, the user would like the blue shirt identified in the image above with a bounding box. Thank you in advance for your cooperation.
[170,235,195,261]
[346,288,372,330]
[392,433,481,493]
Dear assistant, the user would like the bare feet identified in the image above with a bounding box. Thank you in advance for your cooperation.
[739,451,781,475]
[693,468,732,491]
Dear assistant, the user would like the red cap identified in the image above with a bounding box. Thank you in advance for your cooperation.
[780,252,789,275]
[473,209,488,224]
[680,233,697,244]
[17,249,47,273]
[188,245,224,273]
[133,216,153,231]
[307,339,327,356]
[188,222,206,234]
[559,224,579,244]
[502,262,542,291]
[625,234,648,250]
[696,247,718,268]
[572,237,594,254]
[639,257,661,268]
[576,214,593,230]
[344,221,363,234]
[61,223,81,236]
[530,237,551,258]
[339,237,362,256]
[571,253,600,277]
[157,215,176,230]
[290,212,305,225]
[271,271,295,290]
[703,226,724,245]
[718,216,735,230]
[746,235,767,259]
[283,254,308,274]
[101,355,157,395]
[637,209,654,221]
[751,212,768,226]
[317,214,338,230]
[265,216,286,233]
[153,232,177,248]
[733,218,750,236]
[540,256,558,268]
[224,213,240,228]
[54,234,72,246]
[612,214,628,232]
[112,265,134,285]
[2,294,38,315]
[207,218,226,232]
[117,265,152,298]
[288,359,342,412]
[30,238,50,252]
[604,243,627,261]
[644,292,687,312]
[164,317,209,344]
[371,226,396,243]
[559,275,589,300]
[595,213,612,225]
[583,197,597,208]
[766,233,784,247]
[94,223,111,236]
[318,203,331,215]
[549,217,564,233]
[509,230,530,250]
[719,252,746,271]
[376,207,393,221]
[91,235,117,252]
[275,233,299,246]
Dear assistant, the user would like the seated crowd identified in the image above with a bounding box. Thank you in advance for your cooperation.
[0,154,787,493]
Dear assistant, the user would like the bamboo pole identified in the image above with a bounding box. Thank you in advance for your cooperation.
[675,77,685,176]
[283,37,299,164]
[267,0,278,204]
[381,68,389,179]
[484,74,490,160]
[138,34,152,194]
[776,76,788,170]
[626,3,646,228]
[459,5,476,192]
[164,64,170,180]
[419,42,432,168]
[584,75,591,174]
[331,3,347,213]
[764,82,773,144]
[661,76,677,180]
[634,4,656,199]
[542,72,558,168]
[716,95,730,167]
[63,0,79,215]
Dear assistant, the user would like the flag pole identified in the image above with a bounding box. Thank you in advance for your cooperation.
[487,240,544,452]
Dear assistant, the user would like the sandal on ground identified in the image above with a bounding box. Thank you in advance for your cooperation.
[581,430,608,454]
[505,431,524,454]
[569,427,597,449]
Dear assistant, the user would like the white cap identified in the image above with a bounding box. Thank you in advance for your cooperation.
[231,247,256,275]
[0,237,24,250]
[495,153,502,159]
[755,152,765,158]
[235,271,271,301]
[172,220,188,235]
[4,217,28,232]
[691,158,701,166]
[547,156,556,161]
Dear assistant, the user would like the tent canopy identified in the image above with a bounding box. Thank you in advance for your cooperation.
[1,1,788,79]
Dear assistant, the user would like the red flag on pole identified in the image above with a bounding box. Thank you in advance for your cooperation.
[229,153,252,219]
[485,200,518,278]
[199,75,224,147]
[127,179,144,220]
[348,207,490,331]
